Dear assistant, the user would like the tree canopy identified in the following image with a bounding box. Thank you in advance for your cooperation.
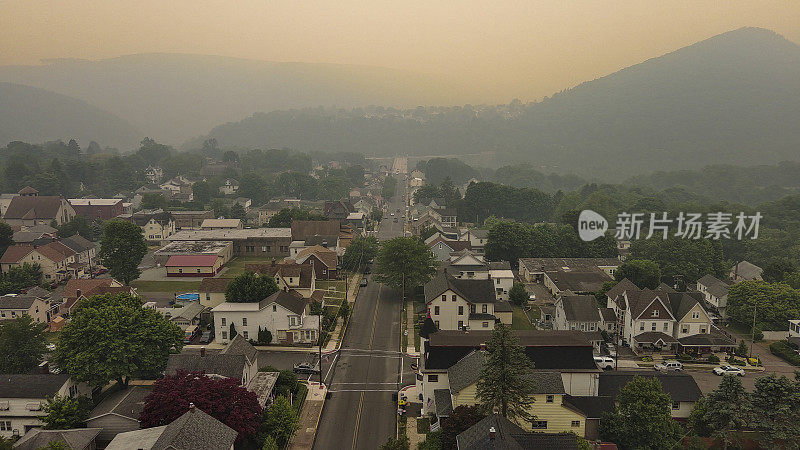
[374,237,438,292]
[341,236,379,272]
[476,325,536,421]
[225,272,279,303]
[0,315,47,374]
[98,219,148,285]
[614,259,662,289]
[41,395,93,430]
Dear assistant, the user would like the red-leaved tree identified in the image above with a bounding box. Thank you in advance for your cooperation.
[139,371,262,443]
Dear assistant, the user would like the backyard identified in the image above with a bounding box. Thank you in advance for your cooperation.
[511,305,537,330]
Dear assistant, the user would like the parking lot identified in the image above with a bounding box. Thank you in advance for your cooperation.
[258,350,320,373]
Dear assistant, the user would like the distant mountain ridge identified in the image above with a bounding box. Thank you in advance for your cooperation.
[0,53,471,145]
[0,82,140,149]
[189,27,800,177]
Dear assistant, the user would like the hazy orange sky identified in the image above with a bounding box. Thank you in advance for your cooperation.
[2,0,798,101]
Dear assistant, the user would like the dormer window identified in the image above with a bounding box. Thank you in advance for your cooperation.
[692,312,700,319]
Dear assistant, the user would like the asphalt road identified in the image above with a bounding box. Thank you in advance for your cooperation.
[314,174,408,450]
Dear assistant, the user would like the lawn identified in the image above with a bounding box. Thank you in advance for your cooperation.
[131,280,201,292]
[511,305,536,330]
[221,256,275,276]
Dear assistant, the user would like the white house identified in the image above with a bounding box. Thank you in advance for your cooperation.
[219,179,239,195]
[697,274,731,311]
[553,295,616,334]
[212,290,320,345]
[424,272,512,331]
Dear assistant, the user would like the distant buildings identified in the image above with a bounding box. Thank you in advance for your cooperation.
[3,187,75,227]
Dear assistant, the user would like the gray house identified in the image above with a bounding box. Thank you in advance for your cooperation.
[86,386,152,444]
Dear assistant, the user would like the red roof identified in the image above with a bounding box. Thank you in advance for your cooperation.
[0,245,34,264]
[165,255,219,267]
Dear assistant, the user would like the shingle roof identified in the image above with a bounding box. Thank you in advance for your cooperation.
[547,269,611,293]
[731,261,763,280]
[604,278,639,301]
[88,385,152,420]
[448,351,487,393]
[562,395,614,419]
[510,433,581,449]
[62,278,119,299]
[60,235,96,253]
[434,389,453,417]
[220,334,258,365]
[559,295,601,322]
[0,374,68,398]
[151,406,238,450]
[0,245,34,263]
[428,330,591,347]
[678,333,736,347]
[291,219,341,240]
[599,307,616,322]
[304,234,338,247]
[263,290,307,315]
[599,371,702,403]
[667,292,703,321]
[456,414,527,450]
[632,331,678,344]
[4,196,65,220]
[697,274,731,298]
[198,277,233,293]
[165,354,246,380]
[12,428,102,450]
[36,241,76,263]
[294,245,338,269]
[0,295,38,309]
[424,272,497,304]
[494,301,512,313]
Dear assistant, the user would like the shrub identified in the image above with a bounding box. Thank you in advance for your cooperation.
[706,354,720,364]
[769,341,800,366]
[752,325,764,342]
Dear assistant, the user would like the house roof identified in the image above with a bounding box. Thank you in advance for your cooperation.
[62,278,120,299]
[562,395,614,419]
[88,385,152,421]
[0,374,69,398]
[36,241,76,263]
[291,219,341,240]
[165,354,246,380]
[4,196,65,220]
[731,261,763,280]
[520,257,620,274]
[68,198,122,206]
[12,428,102,450]
[494,301,513,313]
[546,268,612,293]
[559,295,602,322]
[632,331,678,344]
[294,245,338,269]
[667,292,704,321]
[220,334,258,365]
[114,406,238,450]
[678,333,736,347]
[201,218,241,228]
[0,295,39,309]
[428,330,591,347]
[124,210,173,227]
[18,186,39,195]
[247,261,315,288]
[263,290,307,315]
[605,278,639,301]
[60,235,96,253]
[199,277,233,293]
[424,272,497,305]
[434,389,453,417]
[697,274,731,298]
[599,371,702,403]
[428,237,472,252]
[165,255,219,267]
[447,351,487,393]
[599,308,616,322]
[0,245,34,263]
[304,234,338,247]
[456,414,581,450]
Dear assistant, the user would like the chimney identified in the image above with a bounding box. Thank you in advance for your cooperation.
[76,289,81,299]
[489,426,496,440]
[200,347,206,357]
[480,343,486,352]
[38,361,49,374]
[189,402,196,412]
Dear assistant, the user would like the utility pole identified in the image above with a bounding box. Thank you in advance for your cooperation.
[750,302,757,359]
[318,307,323,387]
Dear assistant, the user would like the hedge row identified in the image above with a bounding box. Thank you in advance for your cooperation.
[769,341,800,366]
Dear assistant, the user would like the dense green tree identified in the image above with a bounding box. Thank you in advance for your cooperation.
[629,236,726,283]
[413,184,440,203]
[341,236,379,272]
[508,282,529,306]
[381,176,397,198]
[0,262,43,294]
[0,315,47,373]
[41,395,93,429]
[726,281,800,330]
[614,259,662,289]
[230,203,247,222]
[749,374,800,448]
[476,325,536,421]
[689,375,749,447]
[374,237,438,293]
[378,436,410,450]
[0,222,12,255]
[267,208,327,228]
[484,221,530,267]
[57,216,102,241]
[141,193,167,210]
[191,180,213,205]
[345,164,365,185]
[261,436,279,450]
[225,272,278,303]
[53,293,184,390]
[259,396,299,448]
[762,258,798,283]
[98,220,148,284]
[136,137,173,165]
[599,376,683,449]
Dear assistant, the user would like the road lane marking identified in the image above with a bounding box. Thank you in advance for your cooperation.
[351,283,383,450]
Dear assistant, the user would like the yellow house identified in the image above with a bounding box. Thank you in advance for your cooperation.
[440,351,587,436]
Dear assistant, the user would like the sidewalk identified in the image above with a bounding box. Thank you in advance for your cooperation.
[324,273,362,353]
[405,301,418,356]
[287,381,327,450]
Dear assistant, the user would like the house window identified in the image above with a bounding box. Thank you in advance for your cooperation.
[651,323,657,331]
[640,323,645,331]
[458,306,463,315]
[482,322,489,328]
[663,322,669,332]
[0,421,11,431]
[243,318,247,326]
[682,325,689,334]
[692,312,700,319]
[700,326,707,333]
[546,395,554,403]
[482,304,487,313]
[428,375,438,382]
[222,331,228,340]
[221,318,226,326]
[672,401,680,410]
[449,295,455,302]
[470,304,476,314]
[441,295,446,302]
[531,420,547,429]
[178,268,183,273]
[273,305,277,312]
[652,310,659,317]
[434,306,440,315]
[69,385,78,397]
[206,293,210,300]
[496,279,500,284]
[243,331,249,339]
[458,321,464,329]
[571,420,581,427]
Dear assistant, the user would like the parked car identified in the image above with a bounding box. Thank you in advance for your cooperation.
[293,362,319,375]
[713,365,745,376]
[654,360,683,372]
[605,342,617,357]
[594,356,615,370]
[360,278,368,287]
[199,331,213,344]
[363,265,372,274]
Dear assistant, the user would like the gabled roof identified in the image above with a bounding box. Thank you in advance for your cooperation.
[599,371,702,403]
[36,241,76,263]
[424,272,497,305]
[628,289,675,320]
[4,196,65,220]
[0,295,39,309]
[562,395,614,419]
[697,274,731,298]
[294,245,337,269]
[199,277,233,293]
[151,406,238,450]
[60,235,96,253]
[434,389,453,417]
[667,292,704,321]
[456,414,581,450]
[605,278,639,301]
[730,261,763,280]
[165,354,246,380]
[263,289,307,315]
[558,295,601,322]
[448,350,487,394]
[0,244,34,263]
[0,374,69,398]
[428,237,472,252]
[88,385,152,421]
[220,334,258,366]
[12,428,102,450]
[63,278,121,299]
[291,219,341,240]
[247,261,315,288]
[18,186,39,195]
